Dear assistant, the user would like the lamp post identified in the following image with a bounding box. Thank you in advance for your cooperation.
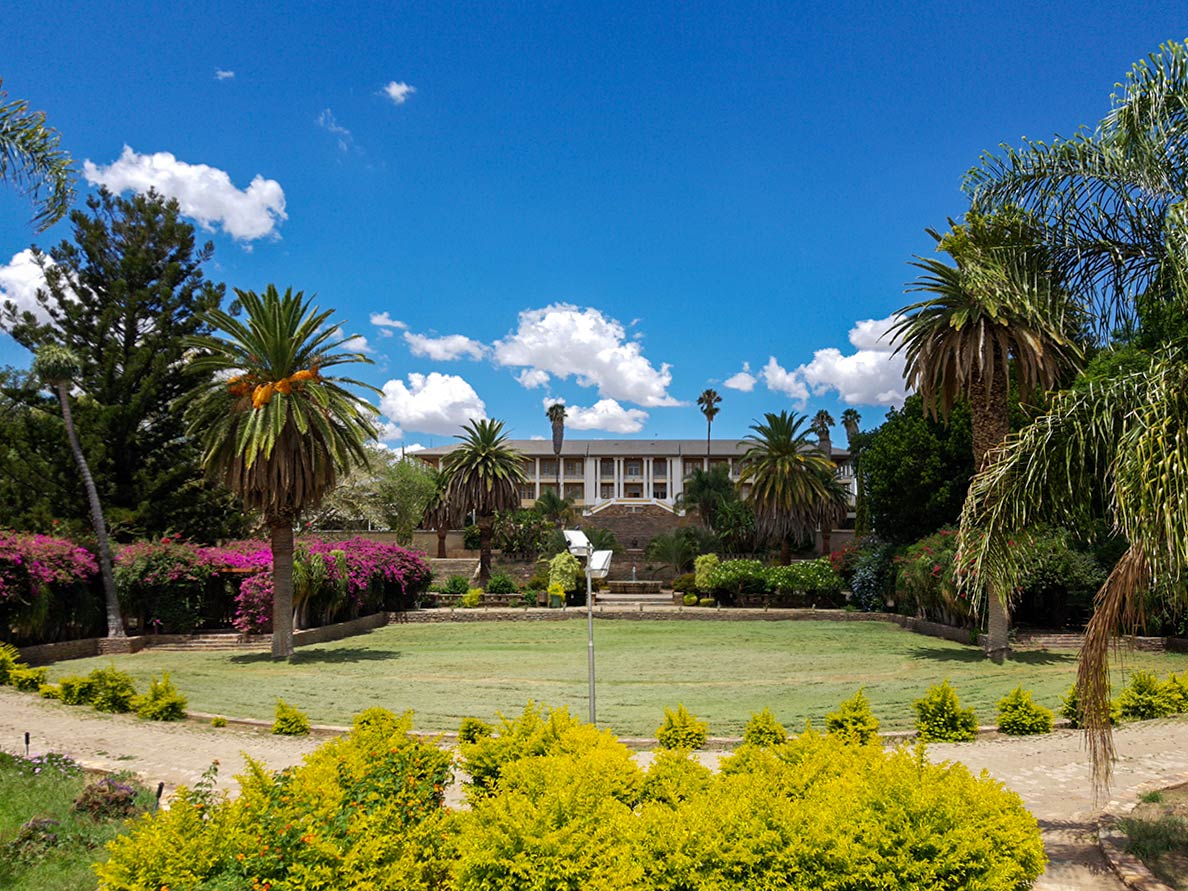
[563,529,612,725]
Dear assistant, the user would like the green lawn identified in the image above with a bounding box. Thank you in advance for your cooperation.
[52,619,1188,736]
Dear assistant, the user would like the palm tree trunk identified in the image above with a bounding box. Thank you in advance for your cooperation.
[57,383,123,638]
[271,522,295,660]
[779,535,791,565]
[436,524,448,559]
[970,370,1012,663]
[706,419,712,465]
[478,513,494,585]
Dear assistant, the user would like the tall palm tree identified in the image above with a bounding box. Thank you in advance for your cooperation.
[546,403,566,497]
[738,411,847,564]
[1,79,73,231]
[810,410,838,554]
[443,419,528,585]
[957,39,1188,784]
[33,345,122,638]
[422,467,457,559]
[841,408,861,443]
[675,464,736,532]
[186,285,378,660]
[697,388,721,468]
[891,209,1083,663]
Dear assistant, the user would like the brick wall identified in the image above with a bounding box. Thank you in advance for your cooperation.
[582,504,697,551]
[19,637,101,665]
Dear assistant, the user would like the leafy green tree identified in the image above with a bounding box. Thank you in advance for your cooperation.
[0,78,73,230]
[32,345,122,637]
[957,39,1188,783]
[533,488,575,528]
[3,188,244,541]
[307,447,435,543]
[739,411,847,564]
[443,419,528,585]
[493,509,553,561]
[892,208,1083,661]
[860,395,974,544]
[696,388,721,464]
[676,464,736,532]
[186,285,378,660]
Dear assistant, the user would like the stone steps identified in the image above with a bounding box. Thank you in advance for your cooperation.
[596,591,674,606]
[427,558,479,583]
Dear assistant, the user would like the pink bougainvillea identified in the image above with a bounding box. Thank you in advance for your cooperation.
[0,530,98,602]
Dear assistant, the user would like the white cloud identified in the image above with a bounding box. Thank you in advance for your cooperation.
[380,372,487,437]
[761,357,810,404]
[529,435,547,441]
[370,312,407,331]
[760,314,907,407]
[552,397,648,434]
[494,303,679,407]
[83,146,286,241]
[381,81,416,105]
[330,326,373,354]
[316,108,353,152]
[516,369,550,389]
[214,69,235,80]
[402,331,487,361]
[0,249,52,325]
[723,362,756,392]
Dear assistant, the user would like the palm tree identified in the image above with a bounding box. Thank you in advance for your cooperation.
[675,464,737,532]
[443,419,528,585]
[891,209,1083,663]
[697,389,721,468]
[546,403,566,497]
[1,79,73,230]
[422,467,457,559]
[841,409,861,443]
[33,345,122,638]
[186,285,378,660]
[738,411,848,564]
[534,488,575,528]
[956,39,1188,783]
[810,410,835,457]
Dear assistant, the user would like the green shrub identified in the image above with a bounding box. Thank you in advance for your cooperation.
[705,558,768,598]
[0,642,23,684]
[656,704,709,750]
[896,529,966,625]
[548,551,582,592]
[463,523,481,549]
[38,682,61,699]
[766,559,845,604]
[210,716,227,728]
[826,688,881,744]
[485,572,518,595]
[1164,671,1188,712]
[9,666,47,692]
[272,698,311,735]
[440,574,471,596]
[682,593,698,606]
[460,587,483,608]
[1117,670,1178,721]
[914,680,978,742]
[133,673,188,721]
[57,673,96,705]
[670,572,696,593]
[87,665,138,713]
[849,537,897,612]
[743,707,787,747]
[73,775,144,819]
[693,553,720,592]
[458,716,493,744]
[996,686,1054,735]
[698,597,716,607]
[1060,683,1119,728]
[639,749,713,807]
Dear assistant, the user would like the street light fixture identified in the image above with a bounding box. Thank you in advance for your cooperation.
[564,528,612,724]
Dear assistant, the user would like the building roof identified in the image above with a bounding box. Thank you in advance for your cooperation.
[413,438,850,460]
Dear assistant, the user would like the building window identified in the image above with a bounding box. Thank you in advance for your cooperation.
[653,461,667,480]
[540,458,557,477]
[624,483,644,498]
[652,484,667,500]
[518,484,534,501]
[565,459,583,478]
[625,460,642,479]
[564,483,585,501]
[600,458,615,477]
[600,483,614,499]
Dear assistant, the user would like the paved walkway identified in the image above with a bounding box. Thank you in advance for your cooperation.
[4,688,1187,889]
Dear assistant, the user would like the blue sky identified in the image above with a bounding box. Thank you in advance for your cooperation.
[1,2,1183,449]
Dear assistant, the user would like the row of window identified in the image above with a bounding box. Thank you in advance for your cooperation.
[530,457,735,479]
[520,483,670,502]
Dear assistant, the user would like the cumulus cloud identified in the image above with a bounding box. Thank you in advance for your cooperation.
[214,69,235,80]
[379,372,486,437]
[381,81,416,105]
[329,326,373,354]
[516,368,550,389]
[760,314,907,407]
[370,312,407,337]
[494,303,679,407]
[316,108,353,152]
[0,249,52,325]
[402,331,487,361]
[549,397,648,434]
[723,362,757,392]
[83,146,286,241]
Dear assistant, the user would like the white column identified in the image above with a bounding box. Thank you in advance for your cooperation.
[534,458,541,500]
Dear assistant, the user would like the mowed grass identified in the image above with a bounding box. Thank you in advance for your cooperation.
[51,619,1188,737]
